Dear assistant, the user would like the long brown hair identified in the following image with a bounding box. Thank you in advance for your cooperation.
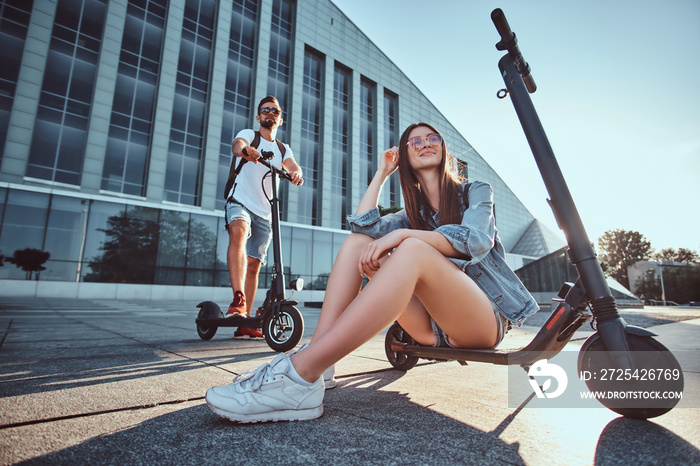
[397,123,465,230]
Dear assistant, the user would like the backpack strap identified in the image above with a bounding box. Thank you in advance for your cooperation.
[223,131,286,200]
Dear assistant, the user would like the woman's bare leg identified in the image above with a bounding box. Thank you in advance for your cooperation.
[292,237,497,382]
[310,233,373,341]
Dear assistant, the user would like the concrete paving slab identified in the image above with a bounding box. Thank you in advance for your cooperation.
[1,297,699,465]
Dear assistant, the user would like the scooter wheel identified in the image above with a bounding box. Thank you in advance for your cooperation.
[196,301,222,341]
[577,333,684,419]
[263,305,304,352]
[197,323,217,340]
[385,323,419,371]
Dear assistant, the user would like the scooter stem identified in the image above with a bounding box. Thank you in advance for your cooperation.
[268,169,286,300]
[497,53,631,355]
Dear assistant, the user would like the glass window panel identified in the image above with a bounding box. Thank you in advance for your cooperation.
[28,119,60,168]
[43,51,71,97]
[56,124,86,174]
[215,217,229,272]
[80,0,107,39]
[81,200,126,282]
[289,227,312,280]
[68,59,97,103]
[121,13,142,54]
[141,20,163,61]
[133,80,155,120]
[186,213,217,269]
[0,191,49,267]
[44,196,86,261]
[311,230,332,290]
[41,196,87,281]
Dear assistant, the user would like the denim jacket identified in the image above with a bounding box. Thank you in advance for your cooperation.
[347,181,538,326]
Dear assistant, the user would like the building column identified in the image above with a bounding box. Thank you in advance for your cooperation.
[0,0,58,183]
[80,0,128,193]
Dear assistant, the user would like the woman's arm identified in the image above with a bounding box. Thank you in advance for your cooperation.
[355,147,399,216]
[358,228,463,277]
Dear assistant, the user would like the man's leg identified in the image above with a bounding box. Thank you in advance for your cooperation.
[233,211,270,338]
[245,256,262,317]
[226,219,249,317]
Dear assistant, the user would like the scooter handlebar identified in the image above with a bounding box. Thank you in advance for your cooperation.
[491,8,537,93]
[257,149,292,181]
[491,8,514,45]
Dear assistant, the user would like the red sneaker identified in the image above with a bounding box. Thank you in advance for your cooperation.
[233,327,264,339]
[226,291,246,318]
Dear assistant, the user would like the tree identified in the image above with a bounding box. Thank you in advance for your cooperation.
[6,248,51,280]
[634,271,662,302]
[597,229,652,290]
[653,247,699,264]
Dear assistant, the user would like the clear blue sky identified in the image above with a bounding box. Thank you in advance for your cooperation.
[331,0,700,252]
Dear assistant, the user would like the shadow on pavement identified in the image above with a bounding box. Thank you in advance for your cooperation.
[594,417,700,465]
[17,371,528,465]
[0,345,273,399]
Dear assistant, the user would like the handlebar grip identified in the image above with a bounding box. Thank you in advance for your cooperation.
[491,8,514,44]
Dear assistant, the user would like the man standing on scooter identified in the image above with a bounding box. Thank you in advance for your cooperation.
[224,96,303,338]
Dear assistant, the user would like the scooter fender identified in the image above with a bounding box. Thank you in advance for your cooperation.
[579,324,657,353]
[196,301,224,320]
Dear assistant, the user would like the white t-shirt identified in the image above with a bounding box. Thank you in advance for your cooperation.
[228,129,295,220]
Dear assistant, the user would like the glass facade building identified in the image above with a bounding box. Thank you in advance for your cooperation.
[0,0,555,300]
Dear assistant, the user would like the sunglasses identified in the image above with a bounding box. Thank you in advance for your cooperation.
[259,107,281,116]
[406,133,442,151]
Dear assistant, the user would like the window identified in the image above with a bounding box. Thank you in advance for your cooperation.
[384,90,399,207]
[266,0,294,142]
[359,78,376,191]
[101,1,167,196]
[216,0,258,211]
[26,0,108,185]
[331,64,351,229]
[164,0,216,205]
[297,49,323,225]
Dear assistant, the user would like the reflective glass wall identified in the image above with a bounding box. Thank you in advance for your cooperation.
[515,247,578,293]
[0,187,348,289]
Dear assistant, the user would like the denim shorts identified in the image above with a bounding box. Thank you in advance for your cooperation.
[225,200,272,265]
[431,308,512,349]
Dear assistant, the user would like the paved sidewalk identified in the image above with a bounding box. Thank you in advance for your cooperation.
[1,297,698,465]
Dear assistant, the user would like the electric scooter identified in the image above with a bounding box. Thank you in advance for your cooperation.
[196,150,305,352]
[384,9,684,419]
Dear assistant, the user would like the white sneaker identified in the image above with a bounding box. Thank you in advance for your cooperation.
[206,353,324,423]
[323,365,336,389]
